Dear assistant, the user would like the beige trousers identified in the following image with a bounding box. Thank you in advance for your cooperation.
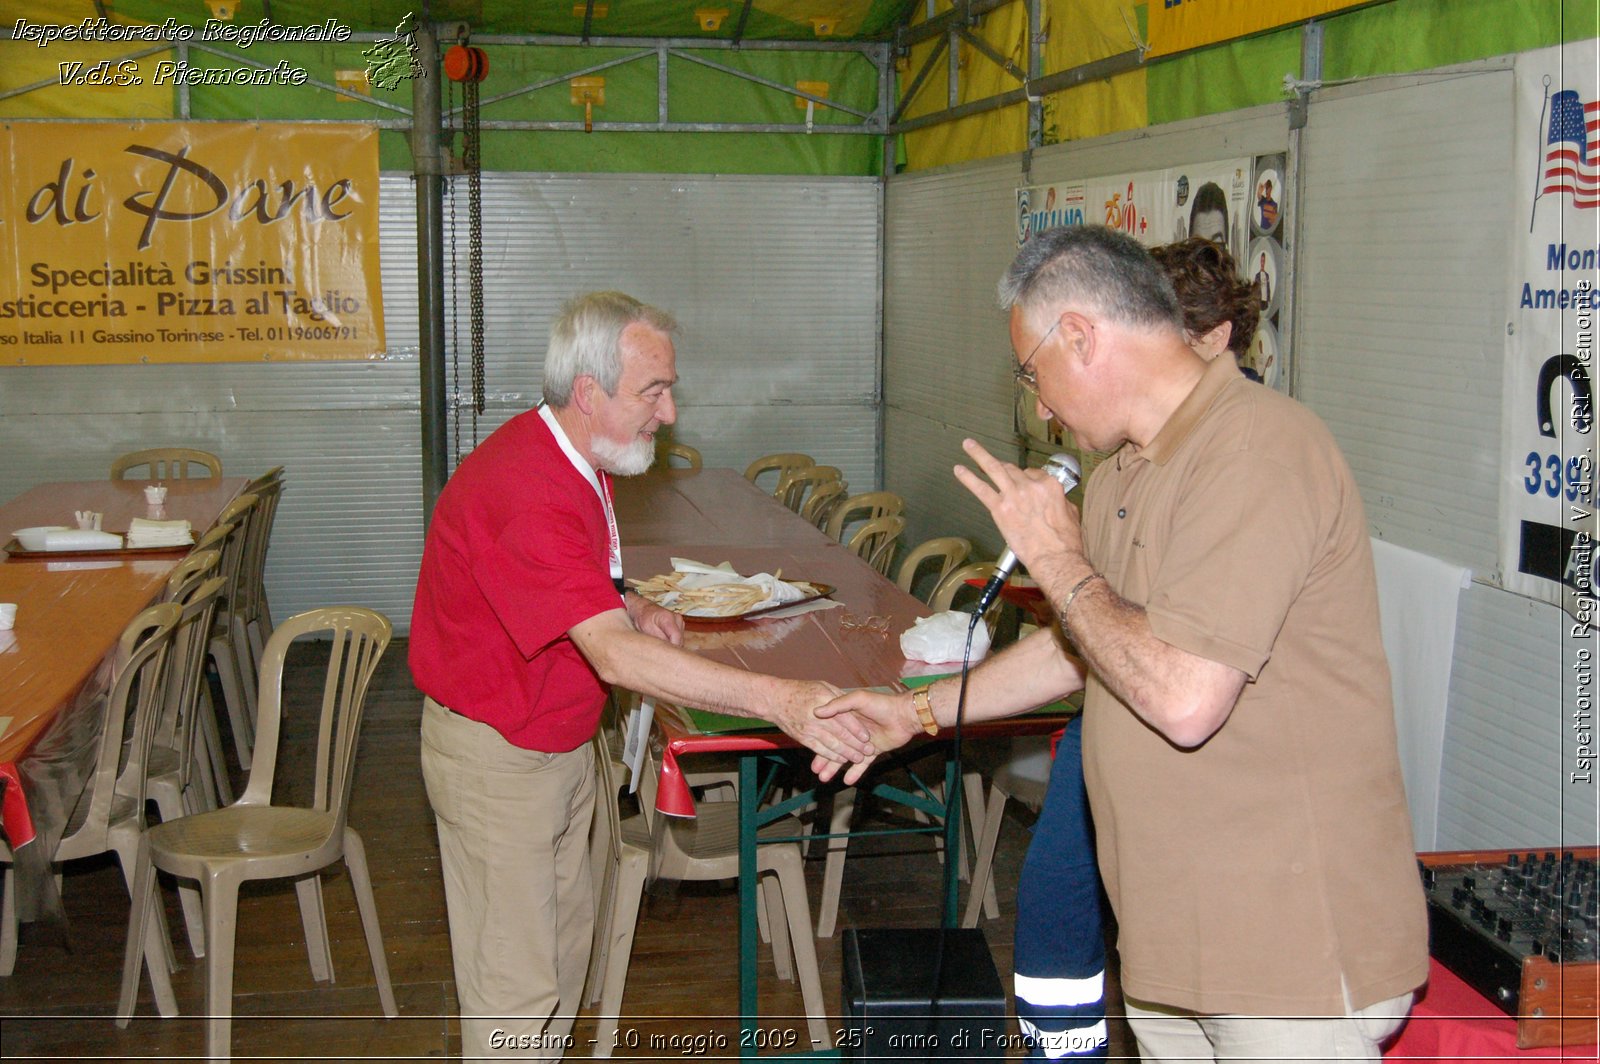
[1124,984,1414,1064]
[421,698,596,1063]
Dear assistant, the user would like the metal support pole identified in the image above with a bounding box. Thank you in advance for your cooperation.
[1026,0,1043,150]
[413,21,449,526]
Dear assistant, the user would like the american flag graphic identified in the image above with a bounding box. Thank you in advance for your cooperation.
[1542,89,1600,209]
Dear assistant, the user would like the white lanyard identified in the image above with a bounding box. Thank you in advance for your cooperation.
[539,405,623,579]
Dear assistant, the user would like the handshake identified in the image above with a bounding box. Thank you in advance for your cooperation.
[769,680,932,787]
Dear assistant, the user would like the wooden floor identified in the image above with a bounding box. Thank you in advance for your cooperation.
[0,638,1134,1060]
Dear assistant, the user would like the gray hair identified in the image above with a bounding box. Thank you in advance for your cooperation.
[998,225,1182,333]
[542,291,678,408]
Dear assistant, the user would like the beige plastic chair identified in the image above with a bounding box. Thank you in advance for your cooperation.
[205,494,259,767]
[238,469,285,673]
[146,566,228,956]
[185,526,238,809]
[774,465,843,514]
[931,560,1001,616]
[117,606,398,1060]
[896,537,974,602]
[742,452,813,495]
[659,442,702,470]
[825,490,905,544]
[801,480,847,530]
[36,604,183,1013]
[962,736,1055,927]
[813,731,994,937]
[585,695,741,1008]
[157,554,228,812]
[844,514,905,577]
[589,738,830,1055]
[111,447,221,480]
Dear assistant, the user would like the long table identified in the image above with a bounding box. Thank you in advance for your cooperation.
[0,477,245,900]
[614,470,1067,1059]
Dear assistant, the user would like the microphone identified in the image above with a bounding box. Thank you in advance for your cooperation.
[973,452,1082,614]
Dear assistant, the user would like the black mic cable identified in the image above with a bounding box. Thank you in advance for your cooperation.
[922,605,985,1057]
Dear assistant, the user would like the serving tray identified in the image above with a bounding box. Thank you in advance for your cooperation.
[3,535,194,560]
[638,579,835,621]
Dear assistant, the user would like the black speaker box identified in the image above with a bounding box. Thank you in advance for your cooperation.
[840,927,1009,1061]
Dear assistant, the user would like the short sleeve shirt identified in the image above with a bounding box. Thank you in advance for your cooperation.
[409,409,624,752]
[1079,356,1428,1015]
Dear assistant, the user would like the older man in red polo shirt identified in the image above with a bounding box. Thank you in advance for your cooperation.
[411,291,873,1062]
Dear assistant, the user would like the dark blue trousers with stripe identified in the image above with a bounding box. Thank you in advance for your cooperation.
[1013,715,1108,1059]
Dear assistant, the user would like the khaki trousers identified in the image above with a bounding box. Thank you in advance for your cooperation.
[421,698,596,1062]
[1124,984,1414,1064]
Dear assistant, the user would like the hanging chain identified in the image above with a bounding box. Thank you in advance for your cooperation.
[446,71,462,467]
[465,70,485,446]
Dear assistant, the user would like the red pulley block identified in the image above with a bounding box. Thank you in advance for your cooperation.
[444,44,488,84]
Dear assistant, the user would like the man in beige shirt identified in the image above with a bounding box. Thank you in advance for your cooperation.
[821,225,1426,1061]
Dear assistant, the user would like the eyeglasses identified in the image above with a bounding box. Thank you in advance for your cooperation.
[1013,319,1061,394]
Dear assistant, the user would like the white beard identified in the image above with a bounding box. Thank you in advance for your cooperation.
[590,433,656,476]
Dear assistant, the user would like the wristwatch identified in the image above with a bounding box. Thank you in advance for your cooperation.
[911,687,939,736]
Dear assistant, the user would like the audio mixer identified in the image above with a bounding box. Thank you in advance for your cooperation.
[1419,847,1599,1049]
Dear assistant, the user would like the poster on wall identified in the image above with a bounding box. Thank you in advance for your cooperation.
[1014,157,1264,455]
[1502,43,1600,621]
[1246,151,1289,390]
[0,122,385,366]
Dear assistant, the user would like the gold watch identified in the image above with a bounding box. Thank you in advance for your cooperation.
[911,687,939,736]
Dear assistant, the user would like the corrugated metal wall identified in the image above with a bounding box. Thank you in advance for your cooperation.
[1298,63,1591,848]
[0,171,881,633]
[882,72,1590,849]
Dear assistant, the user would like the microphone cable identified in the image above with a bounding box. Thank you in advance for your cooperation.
[921,606,986,1054]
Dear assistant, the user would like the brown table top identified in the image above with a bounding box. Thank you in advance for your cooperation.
[0,476,247,764]
[614,468,833,548]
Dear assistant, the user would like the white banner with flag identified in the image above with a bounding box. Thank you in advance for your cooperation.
[1502,42,1600,620]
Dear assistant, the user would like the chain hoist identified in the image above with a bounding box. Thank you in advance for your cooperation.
[445,36,488,450]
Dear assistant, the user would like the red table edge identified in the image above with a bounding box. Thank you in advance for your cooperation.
[651,700,1073,818]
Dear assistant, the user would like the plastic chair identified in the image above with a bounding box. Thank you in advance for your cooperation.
[585,695,741,1009]
[931,561,1001,618]
[896,537,973,602]
[844,514,905,577]
[145,566,228,956]
[742,453,813,495]
[0,607,181,986]
[813,735,994,937]
[825,490,905,544]
[801,480,847,530]
[774,465,843,514]
[238,468,285,670]
[205,494,259,768]
[962,736,1054,927]
[41,605,183,1013]
[117,606,398,1060]
[111,447,221,480]
[659,442,702,470]
[589,739,830,1054]
[185,526,238,809]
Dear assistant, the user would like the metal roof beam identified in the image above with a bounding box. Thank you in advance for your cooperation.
[898,0,1013,49]
[890,47,1142,135]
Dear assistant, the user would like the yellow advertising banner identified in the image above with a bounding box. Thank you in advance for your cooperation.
[1145,0,1366,59]
[0,121,384,365]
